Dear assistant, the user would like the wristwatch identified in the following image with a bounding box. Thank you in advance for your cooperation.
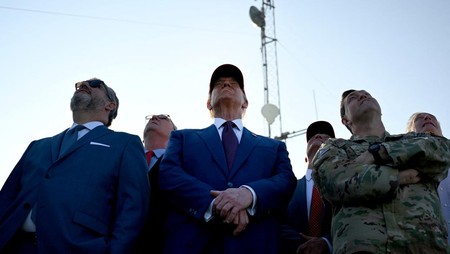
[368,143,384,164]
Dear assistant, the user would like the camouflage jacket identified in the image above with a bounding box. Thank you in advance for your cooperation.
[312,131,450,254]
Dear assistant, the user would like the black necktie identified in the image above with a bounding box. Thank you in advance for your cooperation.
[60,125,85,156]
[222,121,238,170]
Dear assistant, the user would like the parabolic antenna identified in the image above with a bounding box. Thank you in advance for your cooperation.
[261,103,279,125]
[249,6,265,28]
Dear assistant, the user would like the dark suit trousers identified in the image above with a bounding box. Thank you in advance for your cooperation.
[2,230,38,254]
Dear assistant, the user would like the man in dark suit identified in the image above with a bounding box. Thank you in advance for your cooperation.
[0,78,150,253]
[280,121,335,254]
[158,64,297,254]
[137,114,177,254]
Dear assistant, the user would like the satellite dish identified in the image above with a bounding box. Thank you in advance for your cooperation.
[261,103,279,125]
[249,6,265,28]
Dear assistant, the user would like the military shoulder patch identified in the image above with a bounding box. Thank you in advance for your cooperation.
[317,147,330,158]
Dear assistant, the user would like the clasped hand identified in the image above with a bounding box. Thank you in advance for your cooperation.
[210,188,252,235]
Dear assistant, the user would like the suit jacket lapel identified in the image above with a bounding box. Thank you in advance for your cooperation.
[56,125,111,160]
[299,178,309,226]
[229,128,259,177]
[198,125,228,175]
[51,129,68,162]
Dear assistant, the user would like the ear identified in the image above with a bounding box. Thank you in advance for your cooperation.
[105,101,116,112]
[206,98,212,110]
[341,116,350,127]
[241,93,249,109]
[242,99,248,109]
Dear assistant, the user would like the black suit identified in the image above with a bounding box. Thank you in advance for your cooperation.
[280,176,332,254]
[136,156,166,254]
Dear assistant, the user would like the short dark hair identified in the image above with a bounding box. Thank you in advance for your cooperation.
[340,89,356,118]
[79,78,119,127]
[340,89,356,133]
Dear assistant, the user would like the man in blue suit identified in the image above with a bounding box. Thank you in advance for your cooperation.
[280,121,334,254]
[158,64,297,254]
[0,78,150,253]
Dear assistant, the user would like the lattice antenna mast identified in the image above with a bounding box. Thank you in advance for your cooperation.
[250,0,282,138]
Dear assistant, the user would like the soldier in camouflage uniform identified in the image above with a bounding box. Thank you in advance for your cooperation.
[312,90,450,254]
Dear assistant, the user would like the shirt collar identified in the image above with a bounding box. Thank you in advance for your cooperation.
[153,148,165,158]
[306,168,313,181]
[213,118,243,131]
[70,121,104,131]
[144,148,165,158]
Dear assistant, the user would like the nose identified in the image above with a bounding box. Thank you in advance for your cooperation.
[359,93,368,100]
[424,114,432,120]
[222,81,231,87]
[314,134,325,141]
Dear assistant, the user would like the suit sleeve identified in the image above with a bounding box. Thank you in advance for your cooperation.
[158,130,218,220]
[110,136,150,254]
[245,140,297,218]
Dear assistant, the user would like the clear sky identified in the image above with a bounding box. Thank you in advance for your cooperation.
[1,0,449,187]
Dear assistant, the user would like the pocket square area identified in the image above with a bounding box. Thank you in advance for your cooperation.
[90,142,110,147]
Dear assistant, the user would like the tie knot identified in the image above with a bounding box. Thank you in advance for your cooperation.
[223,121,236,129]
[59,125,86,157]
[66,125,85,138]
[70,125,86,133]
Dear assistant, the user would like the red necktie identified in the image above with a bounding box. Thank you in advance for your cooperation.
[309,185,324,236]
[146,150,154,166]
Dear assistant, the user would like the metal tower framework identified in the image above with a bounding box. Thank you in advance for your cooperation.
[250,0,282,138]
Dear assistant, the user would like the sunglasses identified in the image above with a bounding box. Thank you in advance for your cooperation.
[75,79,105,90]
[145,114,171,121]
[75,80,114,102]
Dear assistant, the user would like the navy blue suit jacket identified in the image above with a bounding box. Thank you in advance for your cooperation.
[280,176,332,254]
[0,125,150,253]
[159,125,297,254]
[136,157,166,254]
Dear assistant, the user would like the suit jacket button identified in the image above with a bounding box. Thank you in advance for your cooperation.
[227,182,233,187]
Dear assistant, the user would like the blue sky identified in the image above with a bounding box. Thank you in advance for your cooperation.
[1,0,449,186]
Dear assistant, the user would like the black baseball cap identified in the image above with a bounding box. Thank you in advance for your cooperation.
[209,64,244,94]
[306,121,335,142]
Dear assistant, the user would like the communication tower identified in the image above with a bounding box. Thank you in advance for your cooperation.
[249,0,282,138]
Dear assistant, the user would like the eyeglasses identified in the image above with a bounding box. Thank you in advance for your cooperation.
[75,79,105,90]
[145,114,171,121]
[75,79,114,102]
